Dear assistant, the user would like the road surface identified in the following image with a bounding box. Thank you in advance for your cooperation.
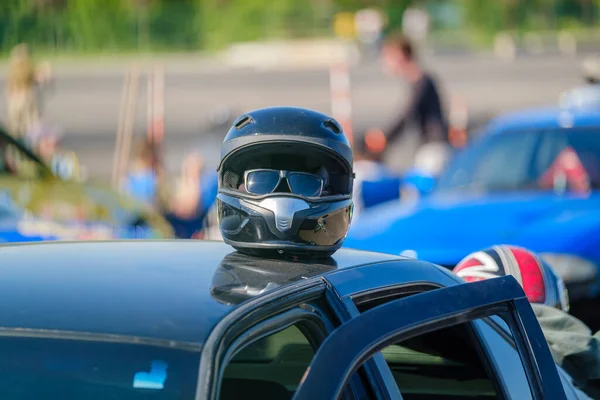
[0,53,583,180]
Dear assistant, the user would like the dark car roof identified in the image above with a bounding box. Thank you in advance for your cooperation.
[0,240,403,350]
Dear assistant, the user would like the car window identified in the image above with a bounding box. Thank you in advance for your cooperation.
[435,130,540,193]
[483,317,590,400]
[0,136,45,180]
[534,129,600,190]
[0,335,200,399]
[354,291,528,399]
[294,277,565,400]
[376,318,501,399]
[220,324,313,400]
[477,319,533,399]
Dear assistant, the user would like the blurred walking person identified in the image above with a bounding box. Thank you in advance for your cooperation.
[364,33,450,171]
[5,43,49,141]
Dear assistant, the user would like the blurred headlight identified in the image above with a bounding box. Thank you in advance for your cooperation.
[539,253,598,284]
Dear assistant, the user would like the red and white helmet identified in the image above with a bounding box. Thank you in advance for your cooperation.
[453,245,569,312]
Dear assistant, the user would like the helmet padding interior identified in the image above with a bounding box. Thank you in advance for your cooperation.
[220,142,352,196]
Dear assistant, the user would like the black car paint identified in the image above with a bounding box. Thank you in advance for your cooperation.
[0,240,569,399]
[0,240,400,346]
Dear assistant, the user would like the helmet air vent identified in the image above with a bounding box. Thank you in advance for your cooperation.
[234,115,254,130]
[322,119,342,134]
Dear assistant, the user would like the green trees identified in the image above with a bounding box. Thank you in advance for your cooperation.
[0,0,596,54]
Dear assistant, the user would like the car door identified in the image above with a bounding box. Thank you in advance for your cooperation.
[292,276,567,400]
[196,276,371,400]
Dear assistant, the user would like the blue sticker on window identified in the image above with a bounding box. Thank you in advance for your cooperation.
[133,360,168,390]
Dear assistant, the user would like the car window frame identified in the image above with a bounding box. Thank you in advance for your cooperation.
[536,127,600,191]
[197,278,362,400]
[476,319,534,399]
[484,316,588,400]
[352,283,511,398]
[292,276,567,400]
[324,260,462,399]
[216,306,329,399]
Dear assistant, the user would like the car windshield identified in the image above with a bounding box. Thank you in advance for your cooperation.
[0,336,200,399]
[434,127,600,194]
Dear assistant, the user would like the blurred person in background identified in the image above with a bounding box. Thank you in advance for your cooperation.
[5,43,51,140]
[583,57,600,85]
[559,56,600,109]
[364,32,451,167]
[354,7,386,59]
[165,151,218,239]
[123,137,169,211]
[28,123,62,163]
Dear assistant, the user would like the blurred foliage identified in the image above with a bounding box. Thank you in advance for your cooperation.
[0,0,598,54]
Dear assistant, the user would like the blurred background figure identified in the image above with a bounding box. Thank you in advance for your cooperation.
[123,137,169,211]
[365,32,449,173]
[583,57,600,85]
[560,56,600,109]
[401,4,431,49]
[165,151,218,239]
[354,7,386,59]
[5,43,51,141]
[171,152,203,219]
[28,123,62,164]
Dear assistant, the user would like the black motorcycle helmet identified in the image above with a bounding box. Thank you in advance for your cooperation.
[217,106,354,259]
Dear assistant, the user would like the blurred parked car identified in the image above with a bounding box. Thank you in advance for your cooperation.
[344,106,600,304]
[0,127,173,241]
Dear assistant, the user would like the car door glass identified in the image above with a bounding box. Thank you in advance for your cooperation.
[533,130,568,181]
[377,318,501,399]
[477,319,533,399]
[534,128,600,191]
[484,318,589,400]
[436,130,539,192]
[566,130,600,189]
[221,324,313,400]
[293,277,566,400]
[0,335,199,399]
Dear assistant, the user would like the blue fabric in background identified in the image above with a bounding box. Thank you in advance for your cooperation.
[361,177,402,209]
[199,171,218,214]
[164,171,219,239]
[123,170,157,205]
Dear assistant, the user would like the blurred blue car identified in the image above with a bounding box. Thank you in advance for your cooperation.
[344,106,600,301]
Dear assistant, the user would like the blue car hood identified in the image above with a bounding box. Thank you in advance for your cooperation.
[344,191,600,266]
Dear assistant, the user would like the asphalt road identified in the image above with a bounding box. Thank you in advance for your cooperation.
[0,53,584,180]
